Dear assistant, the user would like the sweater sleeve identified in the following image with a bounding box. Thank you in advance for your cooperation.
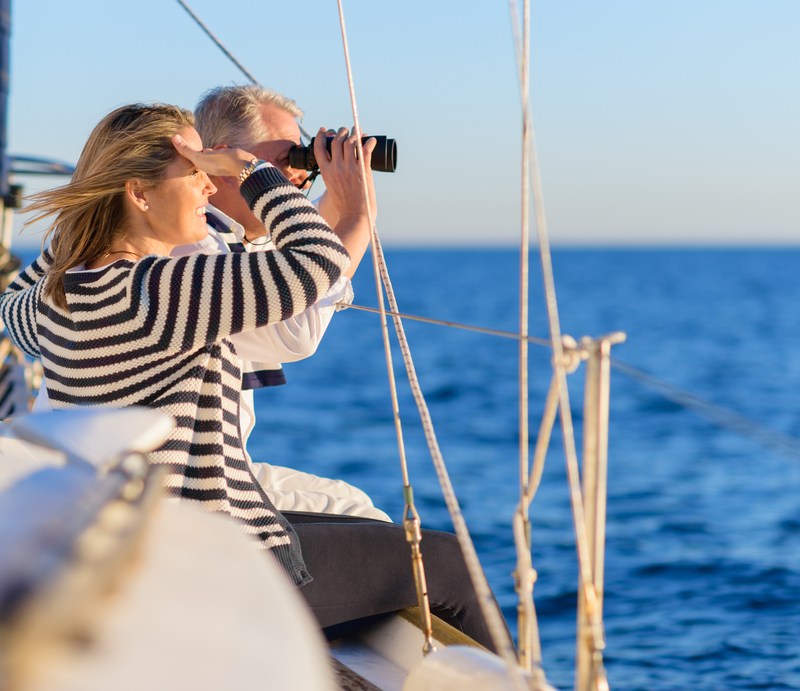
[228,274,352,364]
[56,164,350,355]
[0,250,53,357]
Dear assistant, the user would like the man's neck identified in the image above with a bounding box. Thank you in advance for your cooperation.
[208,185,267,241]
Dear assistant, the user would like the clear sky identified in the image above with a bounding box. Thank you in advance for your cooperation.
[6,0,799,247]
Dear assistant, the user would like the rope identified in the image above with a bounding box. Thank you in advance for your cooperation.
[611,359,800,462]
[509,0,607,684]
[174,0,314,142]
[334,0,524,682]
[516,0,532,552]
[507,0,545,679]
[334,0,441,655]
[346,297,800,466]
[174,0,259,84]
[342,302,553,346]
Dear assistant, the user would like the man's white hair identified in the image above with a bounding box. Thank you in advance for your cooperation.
[194,84,303,149]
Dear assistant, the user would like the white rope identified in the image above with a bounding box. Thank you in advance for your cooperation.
[346,300,800,466]
[343,302,555,346]
[174,0,313,141]
[333,0,525,682]
[508,0,608,671]
[333,0,409,486]
[175,0,258,84]
[612,360,800,462]
[517,0,532,506]
[508,0,549,679]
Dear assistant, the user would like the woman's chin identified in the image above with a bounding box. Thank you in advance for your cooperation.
[191,216,208,241]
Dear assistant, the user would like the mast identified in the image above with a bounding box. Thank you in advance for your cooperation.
[0,0,9,201]
[0,0,23,275]
[0,0,11,255]
[0,0,70,282]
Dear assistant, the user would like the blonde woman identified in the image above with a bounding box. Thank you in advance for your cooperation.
[0,103,357,585]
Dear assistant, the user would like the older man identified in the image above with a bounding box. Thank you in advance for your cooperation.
[182,84,387,520]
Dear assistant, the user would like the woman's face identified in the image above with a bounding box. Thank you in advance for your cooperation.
[144,126,216,247]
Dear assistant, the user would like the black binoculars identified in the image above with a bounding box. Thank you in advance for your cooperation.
[288,135,397,173]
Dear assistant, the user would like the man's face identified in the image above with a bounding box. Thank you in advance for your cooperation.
[248,103,308,188]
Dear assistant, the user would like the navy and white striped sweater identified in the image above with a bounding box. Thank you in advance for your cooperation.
[204,204,288,389]
[0,165,350,585]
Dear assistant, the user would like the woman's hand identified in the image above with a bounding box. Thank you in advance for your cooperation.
[172,134,256,180]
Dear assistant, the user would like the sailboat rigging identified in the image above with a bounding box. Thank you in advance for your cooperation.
[171,0,615,687]
[1,2,798,690]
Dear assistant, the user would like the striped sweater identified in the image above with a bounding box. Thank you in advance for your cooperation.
[0,164,350,585]
[204,204,287,389]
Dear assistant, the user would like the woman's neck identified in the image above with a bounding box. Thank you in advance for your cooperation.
[86,247,146,269]
[87,219,173,269]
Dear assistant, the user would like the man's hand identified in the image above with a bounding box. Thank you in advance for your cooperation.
[311,127,377,279]
[313,127,378,227]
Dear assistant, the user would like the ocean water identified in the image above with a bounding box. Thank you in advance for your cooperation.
[249,247,800,691]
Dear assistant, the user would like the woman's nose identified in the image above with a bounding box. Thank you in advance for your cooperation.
[202,171,217,196]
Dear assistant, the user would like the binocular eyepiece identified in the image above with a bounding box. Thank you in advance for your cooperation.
[288,136,397,173]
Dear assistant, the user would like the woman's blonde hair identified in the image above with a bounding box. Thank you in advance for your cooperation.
[26,103,195,309]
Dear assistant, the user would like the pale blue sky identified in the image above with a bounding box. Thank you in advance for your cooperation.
[7,1,799,247]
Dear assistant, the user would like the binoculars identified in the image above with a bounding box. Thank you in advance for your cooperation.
[288,135,397,173]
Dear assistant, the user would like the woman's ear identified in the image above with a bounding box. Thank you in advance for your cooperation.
[125,179,150,212]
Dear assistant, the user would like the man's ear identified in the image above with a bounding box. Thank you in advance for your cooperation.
[125,179,150,212]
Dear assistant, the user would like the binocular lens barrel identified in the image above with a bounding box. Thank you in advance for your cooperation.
[288,136,397,173]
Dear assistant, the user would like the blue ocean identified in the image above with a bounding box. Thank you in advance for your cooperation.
[249,247,800,691]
